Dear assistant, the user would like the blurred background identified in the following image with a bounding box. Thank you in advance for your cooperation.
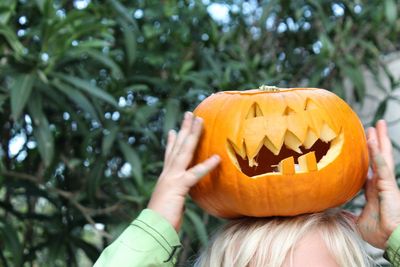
[1,0,400,266]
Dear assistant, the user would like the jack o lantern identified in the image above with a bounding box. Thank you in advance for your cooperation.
[190,86,369,218]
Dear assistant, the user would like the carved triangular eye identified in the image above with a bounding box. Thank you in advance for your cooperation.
[283,106,296,115]
[304,98,319,110]
[246,103,263,119]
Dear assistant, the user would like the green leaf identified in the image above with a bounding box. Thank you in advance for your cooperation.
[109,0,138,26]
[47,235,66,264]
[0,221,23,266]
[118,194,146,204]
[125,84,149,92]
[385,0,397,25]
[88,159,105,201]
[118,140,143,186]
[28,95,54,167]
[320,34,334,56]
[391,140,400,153]
[182,73,211,89]
[185,209,208,247]
[54,73,117,106]
[0,0,16,24]
[163,98,180,135]
[102,123,119,156]
[360,40,380,57]
[85,49,124,79]
[64,24,110,49]
[0,24,25,58]
[0,93,8,112]
[46,11,87,38]
[10,73,36,120]
[341,65,365,102]
[135,104,159,126]
[52,80,100,121]
[119,19,137,67]
[372,97,388,125]
[72,237,100,263]
[180,61,194,75]
[132,75,165,88]
[78,40,112,49]
[35,0,46,13]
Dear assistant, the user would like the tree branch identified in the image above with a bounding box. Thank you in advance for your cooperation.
[2,170,116,239]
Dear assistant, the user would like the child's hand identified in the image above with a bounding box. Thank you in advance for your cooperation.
[147,111,220,231]
[357,120,400,249]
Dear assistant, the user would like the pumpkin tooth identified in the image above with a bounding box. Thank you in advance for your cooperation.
[264,137,280,155]
[249,158,258,167]
[303,129,319,149]
[298,151,318,172]
[320,123,337,142]
[287,112,308,143]
[278,156,295,175]
[227,139,246,159]
[284,131,302,154]
[264,117,287,152]
[243,117,266,162]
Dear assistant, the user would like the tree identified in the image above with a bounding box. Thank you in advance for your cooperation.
[0,0,399,265]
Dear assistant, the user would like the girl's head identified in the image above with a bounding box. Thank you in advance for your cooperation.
[194,209,373,267]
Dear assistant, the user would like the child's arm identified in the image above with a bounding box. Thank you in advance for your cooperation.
[357,120,400,262]
[94,209,181,267]
[94,112,220,266]
[147,111,220,231]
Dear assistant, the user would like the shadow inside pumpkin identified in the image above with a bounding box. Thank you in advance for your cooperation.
[232,139,331,176]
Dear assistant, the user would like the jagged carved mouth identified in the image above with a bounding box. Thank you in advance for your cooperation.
[226,101,344,177]
[227,131,344,177]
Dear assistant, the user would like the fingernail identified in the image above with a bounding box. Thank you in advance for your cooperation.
[378,120,387,130]
[185,112,192,119]
[195,117,203,124]
[212,155,221,161]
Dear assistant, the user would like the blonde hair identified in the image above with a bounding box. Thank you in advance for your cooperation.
[194,209,374,267]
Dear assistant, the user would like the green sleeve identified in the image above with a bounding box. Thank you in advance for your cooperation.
[94,209,182,267]
[385,225,400,267]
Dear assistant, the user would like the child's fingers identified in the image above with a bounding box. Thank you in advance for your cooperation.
[369,138,396,185]
[364,175,378,202]
[185,155,220,186]
[376,120,394,171]
[368,135,386,177]
[374,154,397,186]
[164,129,177,161]
[172,112,193,151]
[175,117,204,169]
[167,112,194,166]
[367,127,378,171]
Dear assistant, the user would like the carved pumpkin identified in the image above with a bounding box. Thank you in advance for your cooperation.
[190,87,369,218]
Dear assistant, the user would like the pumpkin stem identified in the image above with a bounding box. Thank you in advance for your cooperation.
[259,85,280,92]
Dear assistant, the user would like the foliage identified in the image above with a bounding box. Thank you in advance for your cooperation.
[0,0,399,265]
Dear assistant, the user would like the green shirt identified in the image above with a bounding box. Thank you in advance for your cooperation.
[94,209,181,267]
[385,225,400,266]
[95,209,400,266]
